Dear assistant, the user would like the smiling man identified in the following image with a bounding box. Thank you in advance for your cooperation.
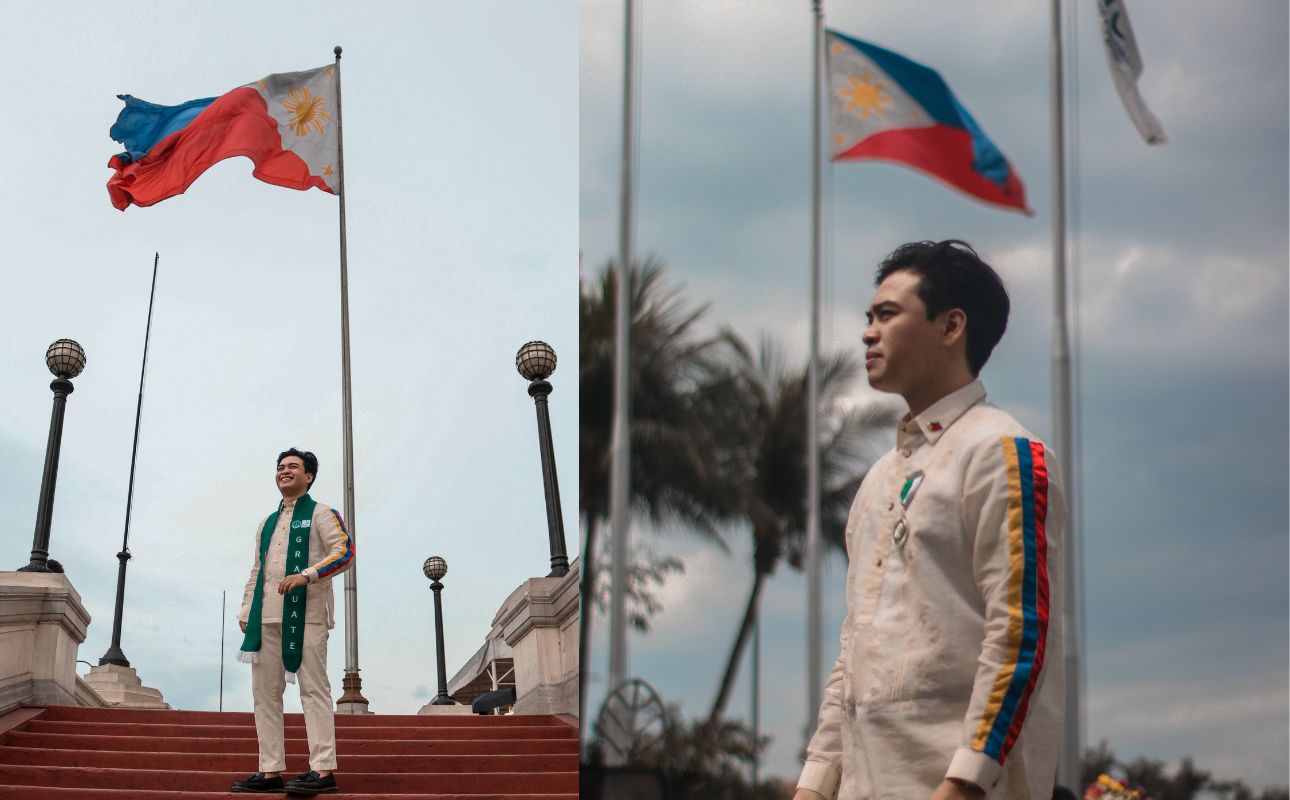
[232,448,354,796]
[795,241,1066,800]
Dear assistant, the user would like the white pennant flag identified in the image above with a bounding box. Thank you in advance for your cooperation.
[1098,0,1167,145]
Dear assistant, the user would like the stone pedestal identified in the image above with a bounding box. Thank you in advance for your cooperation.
[493,563,578,717]
[416,702,473,715]
[0,571,91,710]
[82,664,169,709]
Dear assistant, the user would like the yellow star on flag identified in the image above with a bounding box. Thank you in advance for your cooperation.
[283,87,331,137]
[840,69,892,120]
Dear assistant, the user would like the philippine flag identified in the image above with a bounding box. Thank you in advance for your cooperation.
[107,65,339,210]
[826,31,1029,213]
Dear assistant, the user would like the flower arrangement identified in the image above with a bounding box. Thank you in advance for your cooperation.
[1083,774,1150,800]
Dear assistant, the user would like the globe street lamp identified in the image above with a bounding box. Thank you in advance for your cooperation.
[20,340,87,573]
[422,556,453,706]
[515,341,570,578]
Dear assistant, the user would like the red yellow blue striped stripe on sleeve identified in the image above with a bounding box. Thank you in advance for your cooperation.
[971,437,1051,763]
[315,508,354,580]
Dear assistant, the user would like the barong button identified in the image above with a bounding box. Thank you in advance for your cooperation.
[886,502,894,511]
[901,448,911,458]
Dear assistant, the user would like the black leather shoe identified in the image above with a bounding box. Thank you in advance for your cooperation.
[285,771,338,795]
[231,772,286,793]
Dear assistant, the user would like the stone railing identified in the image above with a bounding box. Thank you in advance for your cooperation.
[0,571,92,712]
[425,558,579,718]
[0,571,167,713]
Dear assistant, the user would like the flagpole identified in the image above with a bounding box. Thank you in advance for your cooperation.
[805,0,825,744]
[220,589,226,712]
[1049,2,1081,787]
[332,44,369,714]
[99,252,159,669]
[607,0,638,720]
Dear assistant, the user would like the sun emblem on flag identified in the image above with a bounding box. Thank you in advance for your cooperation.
[283,87,331,137]
[840,69,892,119]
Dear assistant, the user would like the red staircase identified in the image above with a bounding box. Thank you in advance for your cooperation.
[0,705,578,799]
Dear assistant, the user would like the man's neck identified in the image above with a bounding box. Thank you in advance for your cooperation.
[279,489,306,503]
[903,374,975,419]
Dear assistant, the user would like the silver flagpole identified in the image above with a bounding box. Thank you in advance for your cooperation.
[805,0,825,743]
[220,590,226,712]
[1049,2,1081,787]
[332,45,369,714]
[608,0,638,714]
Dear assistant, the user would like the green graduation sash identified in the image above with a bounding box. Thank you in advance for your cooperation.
[239,494,316,679]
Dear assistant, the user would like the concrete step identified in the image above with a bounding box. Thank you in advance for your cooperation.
[0,764,579,793]
[0,746,578,773]
[24,720,576,740]
[0,788,577,800]
[5,731,576,756]
[38,706,560,727]
[0,706,580,798]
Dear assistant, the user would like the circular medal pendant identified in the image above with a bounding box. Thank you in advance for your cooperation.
[892,516,909,546]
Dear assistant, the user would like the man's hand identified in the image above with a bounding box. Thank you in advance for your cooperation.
[929,779,986,800]
[793,790,827,800]
[239,620,247,633]
[277,574,309,595]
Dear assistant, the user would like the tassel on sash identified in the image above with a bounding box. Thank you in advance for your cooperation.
[286,671,298,685]
[238,651,258,664]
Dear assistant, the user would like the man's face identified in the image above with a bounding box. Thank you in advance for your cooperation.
[861,269,946,396]
[276,456,311,497]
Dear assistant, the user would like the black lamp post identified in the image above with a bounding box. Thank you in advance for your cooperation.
[515,340,570,578]
[20,339,87,573]
[422,556,453,705]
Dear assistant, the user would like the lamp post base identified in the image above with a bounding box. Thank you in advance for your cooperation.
[16,562,51,573]
[99,646,130,668]
[336,669,371,714]
[430,693,454,706]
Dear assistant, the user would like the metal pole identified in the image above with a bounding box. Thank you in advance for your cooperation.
[430,580,452,705]
[752,609,761,791]
[1049,0,1081,788]
[529,379,570,577]
[805,0,825,742]
[101,253,160,668]
[220,590,226,712]
[21,377,74,572]
[608,0,638,705]
[332,44,368,713]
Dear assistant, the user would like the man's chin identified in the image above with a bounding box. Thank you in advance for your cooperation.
[865,371,894,392]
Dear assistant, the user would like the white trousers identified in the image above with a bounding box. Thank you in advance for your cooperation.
[251,622,337,772]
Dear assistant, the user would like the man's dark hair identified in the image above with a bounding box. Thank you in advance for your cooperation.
[876,239,1010,376]
[277,448,318,489]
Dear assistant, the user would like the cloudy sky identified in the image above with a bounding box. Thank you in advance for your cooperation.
[581,0,1287,789]
[1,2,577,717]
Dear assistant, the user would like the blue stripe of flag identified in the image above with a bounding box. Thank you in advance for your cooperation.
[110,94,216,163]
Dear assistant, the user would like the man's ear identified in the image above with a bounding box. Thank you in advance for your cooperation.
[941,309,967,346]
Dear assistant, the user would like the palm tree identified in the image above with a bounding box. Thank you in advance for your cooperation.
[579,259,739,714]
[705,332,899,724]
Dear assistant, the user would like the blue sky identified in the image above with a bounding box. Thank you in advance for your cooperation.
[1,1,577,717]
[580,0,1288,789]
